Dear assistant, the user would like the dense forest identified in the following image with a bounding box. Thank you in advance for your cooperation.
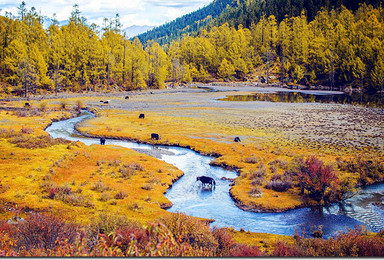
[170,4,384,92]
[210,0,384,29]
[0,2,384,97]
[138,0,384,46]
[137,0,239,45]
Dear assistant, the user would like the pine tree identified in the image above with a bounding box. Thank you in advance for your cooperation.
[218,58,235,79]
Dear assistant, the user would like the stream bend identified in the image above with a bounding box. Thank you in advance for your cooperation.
[46,111,384,238]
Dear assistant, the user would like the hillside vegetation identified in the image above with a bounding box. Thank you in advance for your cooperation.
[139,0,384,45]
[0,3,384,98]
[137,0,239,45]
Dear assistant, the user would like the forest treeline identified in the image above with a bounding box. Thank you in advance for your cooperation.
[0,3,384,96]
[210,0,384,29]
[137,0,239,46]
[173,4,384,92]
[138,0,384,46]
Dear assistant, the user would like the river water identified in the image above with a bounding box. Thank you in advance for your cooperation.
[46,111,384,238]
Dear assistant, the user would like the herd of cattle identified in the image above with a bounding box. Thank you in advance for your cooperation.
[96,95,239,190]
[20,95,233,192]
[99,111,240,144]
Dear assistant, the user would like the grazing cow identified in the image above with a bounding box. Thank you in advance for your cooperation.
[100,100,104,103]
[139,113,145,119]
[104,100,109,104]
[197,176,216,188]
[151,133,159,140]
[234,137,241,142]
[100,137,106,145]
[24,102,30,108]
[125,96,129,99]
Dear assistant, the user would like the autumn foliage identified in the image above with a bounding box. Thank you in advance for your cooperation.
[0,3,384,96]
[292,156,340,203]
[0,212,383,257]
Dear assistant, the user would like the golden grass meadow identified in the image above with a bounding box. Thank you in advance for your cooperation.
[0,86,383,256]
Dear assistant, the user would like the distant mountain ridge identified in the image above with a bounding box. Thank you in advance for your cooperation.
[124,25,155,38]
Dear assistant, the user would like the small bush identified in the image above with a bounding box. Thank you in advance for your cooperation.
[91,180,110,193]
[212,227,235,256]
[245,156,258,164]
[14,213,77,251]
[90,213,131,236]
[114,191,127,200]
[118,163,144,178]
[230,244,263,257]
[14,109,42,117]
[251,177,264,186]
[270,165,278,173]
[161,213,218,250]
[39,101,48,111]
[115,224,150,252]
[42,183,94,208]
[108,160,120,167]
[21,127,33,134]
[272,241,301,257]
[249,187,262,197]
[269,159,289,170]
[62,194,95,208]
[249,168,266,179]
[336,156,384,186]
[141,184,153,190]
[270,174,282,181]
[265,179,293,192]
[76,100,84,111]
[9,134,70,149]
[128,203,142,211]
[99,192,111,202]
[60,100,68,109]
[46,186,72,199]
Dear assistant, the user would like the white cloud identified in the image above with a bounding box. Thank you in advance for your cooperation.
[0,0,212,27]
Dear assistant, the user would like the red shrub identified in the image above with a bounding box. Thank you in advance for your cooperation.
[230,244,263,257]
[212,227,235,256]
[14,213,77,251]
[114,224,149,253]
[294,156,340,203]
[272,241,302,257]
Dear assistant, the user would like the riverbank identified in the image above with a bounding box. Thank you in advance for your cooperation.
[0,104,188,226]
[70,85,383,213]
[1,85,383,215]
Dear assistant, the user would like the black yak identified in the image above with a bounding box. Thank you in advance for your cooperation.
[196,176,216,188]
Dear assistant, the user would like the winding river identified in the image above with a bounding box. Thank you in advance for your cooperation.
[46,110,384,238]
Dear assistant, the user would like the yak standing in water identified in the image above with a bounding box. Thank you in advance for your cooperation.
[196,176,216,188]
[100,137,106,145]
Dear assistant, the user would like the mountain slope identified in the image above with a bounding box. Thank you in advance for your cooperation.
[136,0,240,45]
[210,0,384,29]
[137,0,384,46]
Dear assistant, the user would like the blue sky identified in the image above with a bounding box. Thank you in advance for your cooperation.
[0,0,212,27]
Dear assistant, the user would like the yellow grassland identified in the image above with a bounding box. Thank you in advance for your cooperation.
[78,107,366,211]
[0,102,183,226]
[1,94,383,249]
[228,228,294,254]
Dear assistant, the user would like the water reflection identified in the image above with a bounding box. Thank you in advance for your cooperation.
[219,91,384,107]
